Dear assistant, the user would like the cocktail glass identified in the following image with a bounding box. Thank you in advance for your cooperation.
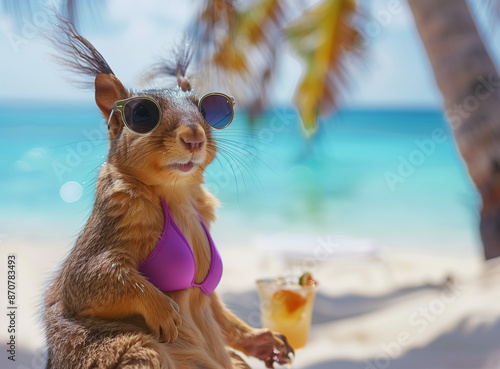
[256,277,318,350]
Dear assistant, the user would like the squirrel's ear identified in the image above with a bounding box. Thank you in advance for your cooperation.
[95,73,128,119]
[178,75,191,92]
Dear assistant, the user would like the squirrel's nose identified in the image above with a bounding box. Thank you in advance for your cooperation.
[177,122,206,153]
[179,135,205,153]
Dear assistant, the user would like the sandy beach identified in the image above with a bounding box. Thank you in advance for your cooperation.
[2,236,499,369]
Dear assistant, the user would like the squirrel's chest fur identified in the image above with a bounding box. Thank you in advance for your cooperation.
[53,166,218,315]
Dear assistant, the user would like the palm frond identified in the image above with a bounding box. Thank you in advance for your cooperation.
[0,1,32,21]
[236,0,287,45]
[487,0,500,17]
[0,0,102,29]
[286,0,361,134]
[188,0,288,115]
[191,0,238,66]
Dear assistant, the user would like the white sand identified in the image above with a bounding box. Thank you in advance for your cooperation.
[1,237,500,368]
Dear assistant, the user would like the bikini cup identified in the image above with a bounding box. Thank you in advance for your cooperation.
[138,200,223,295]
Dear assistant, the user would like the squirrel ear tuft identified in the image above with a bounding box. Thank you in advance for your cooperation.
[95,73,129,118]
[178,75,191,92]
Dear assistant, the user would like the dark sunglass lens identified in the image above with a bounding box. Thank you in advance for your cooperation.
[124,99,160,134]
[200,95,233,129]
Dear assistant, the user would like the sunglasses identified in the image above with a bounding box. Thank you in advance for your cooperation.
[108,92,235,135]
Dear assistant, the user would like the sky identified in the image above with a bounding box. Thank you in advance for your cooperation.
[0,0,498,109]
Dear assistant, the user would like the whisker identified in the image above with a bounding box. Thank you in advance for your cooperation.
[206,143,245,195]
[216,145,260,185]
[129,141,167,166]
[190,170,205,184]
[215,139,273,163]
[47,139,106,150]
[215,144,265,198]
[213,134,285,148]
[212,147,246,200]
[205,148,223,170]
[215,140,278,175]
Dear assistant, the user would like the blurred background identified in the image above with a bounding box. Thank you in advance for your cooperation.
[2,1,500,368]
[2,0,497,253]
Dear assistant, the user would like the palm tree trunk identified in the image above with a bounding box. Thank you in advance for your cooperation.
[408,0,500,260]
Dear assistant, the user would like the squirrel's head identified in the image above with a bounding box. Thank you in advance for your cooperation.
[51,19,231,188]
[95,73,223,187]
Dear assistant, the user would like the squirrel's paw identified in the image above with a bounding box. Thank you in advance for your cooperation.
[146,303,182,343]
[240,329,294,368]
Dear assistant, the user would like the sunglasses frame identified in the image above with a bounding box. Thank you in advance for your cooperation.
[108,96,162,136]
[108,93,235,135]
[198,92,236,130]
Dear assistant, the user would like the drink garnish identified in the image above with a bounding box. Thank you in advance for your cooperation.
[298,272,317,286]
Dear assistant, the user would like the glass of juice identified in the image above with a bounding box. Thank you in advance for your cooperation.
[256,274,318,350]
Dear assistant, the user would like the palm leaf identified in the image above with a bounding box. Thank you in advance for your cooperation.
[0,0,101,29]
[286,0,361,135]
[487,0,500,16]
[190,0,288,114]
[236,0,286,44]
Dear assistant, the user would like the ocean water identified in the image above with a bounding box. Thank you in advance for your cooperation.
[0,103,480,254]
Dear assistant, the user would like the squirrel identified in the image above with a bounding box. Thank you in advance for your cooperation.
[43,19,293,369]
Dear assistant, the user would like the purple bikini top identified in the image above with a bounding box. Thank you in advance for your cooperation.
[138,199,223,295]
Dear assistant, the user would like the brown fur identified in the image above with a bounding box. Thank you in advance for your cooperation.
[44,21,292,369]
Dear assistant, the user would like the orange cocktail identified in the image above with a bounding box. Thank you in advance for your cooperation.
[256,275,318,349]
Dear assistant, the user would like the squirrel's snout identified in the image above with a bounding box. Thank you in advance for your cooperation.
[178,127,206,153]
[181,136,205,152]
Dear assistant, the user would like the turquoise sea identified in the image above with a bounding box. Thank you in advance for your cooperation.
[0,103,480,254]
